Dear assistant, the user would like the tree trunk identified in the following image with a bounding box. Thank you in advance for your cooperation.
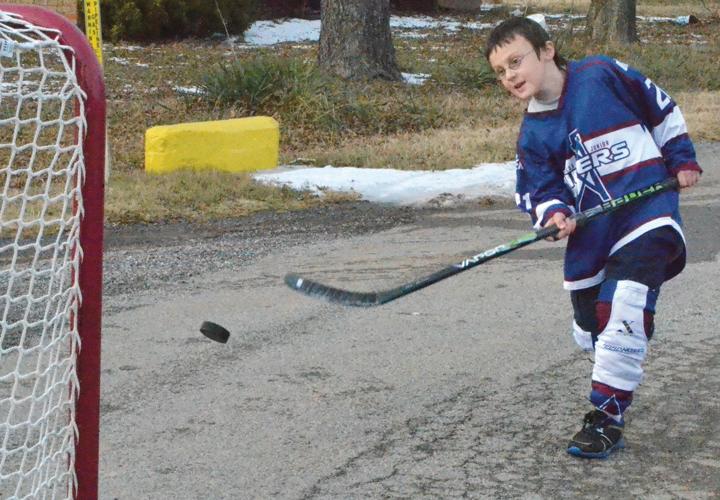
[318,0,402,80]
[586,0,637,44]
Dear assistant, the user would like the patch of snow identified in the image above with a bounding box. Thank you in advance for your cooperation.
[243,16,496,46]
[254,162,515,206]
[244,19,321,45]
[402,72,431,85]
[173,86,206,96]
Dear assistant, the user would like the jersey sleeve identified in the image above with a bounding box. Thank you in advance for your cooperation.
[515,143,575,229]
[605,58,702,176]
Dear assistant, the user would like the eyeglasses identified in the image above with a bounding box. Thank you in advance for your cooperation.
[494,48,536,81]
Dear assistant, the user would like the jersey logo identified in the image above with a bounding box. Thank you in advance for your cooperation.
[618,320,635,336]
[566,129,629,205]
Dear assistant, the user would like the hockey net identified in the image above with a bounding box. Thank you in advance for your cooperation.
[0,5,104,499]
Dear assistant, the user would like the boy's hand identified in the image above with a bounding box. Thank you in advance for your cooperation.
[677,170,700,189]
[544,212,576,241]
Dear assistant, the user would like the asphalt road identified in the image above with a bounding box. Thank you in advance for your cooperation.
[100,143,719,499]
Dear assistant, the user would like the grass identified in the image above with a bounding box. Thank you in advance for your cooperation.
[100,4,720,223]
[105,170,357,224]
[510,0,720,17]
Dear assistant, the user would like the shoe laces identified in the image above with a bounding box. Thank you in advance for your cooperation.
[583,410,623,433]
[583,410,610,430]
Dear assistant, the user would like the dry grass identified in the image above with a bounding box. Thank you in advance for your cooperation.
[96,6,720,223]
[676,91,720,142]
[504,0,720,17]
[302,123,521,170]
[105,169,357,224]
[299,90,720,171]
[286,90,526,169]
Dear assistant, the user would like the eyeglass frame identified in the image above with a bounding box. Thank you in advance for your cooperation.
[493,48,537,81]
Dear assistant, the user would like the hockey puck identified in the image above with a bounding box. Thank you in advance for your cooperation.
[200,321,230,344]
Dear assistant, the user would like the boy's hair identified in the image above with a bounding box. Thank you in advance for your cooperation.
[484,17,566,69]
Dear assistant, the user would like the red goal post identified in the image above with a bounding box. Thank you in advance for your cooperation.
[0,4,104,499]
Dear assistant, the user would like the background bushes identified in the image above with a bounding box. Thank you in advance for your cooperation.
[80,0,258,41]
[200,54,452,144]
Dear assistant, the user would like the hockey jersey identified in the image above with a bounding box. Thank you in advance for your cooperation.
[515,55,702,290]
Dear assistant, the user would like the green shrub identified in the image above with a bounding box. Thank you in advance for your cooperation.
[200,54,451,141]
[202,56,323,110]
[436,58,497,90]
[79,0,258,41]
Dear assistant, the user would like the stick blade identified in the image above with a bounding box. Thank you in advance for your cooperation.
[284,273,381,307]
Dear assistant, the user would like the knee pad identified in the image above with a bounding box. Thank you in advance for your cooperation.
[572,320,594,352]
[592,279,658,391]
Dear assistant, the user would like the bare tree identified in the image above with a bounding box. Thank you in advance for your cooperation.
[586,0,638,44]
[318,0,402,80]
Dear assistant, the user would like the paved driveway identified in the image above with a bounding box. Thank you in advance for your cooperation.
[100,143,720,498]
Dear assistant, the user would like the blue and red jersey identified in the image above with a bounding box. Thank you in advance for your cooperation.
[515,55,702,290]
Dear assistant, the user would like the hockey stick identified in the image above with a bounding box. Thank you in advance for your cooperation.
[285,178,679,307]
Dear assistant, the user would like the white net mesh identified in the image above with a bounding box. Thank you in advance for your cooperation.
[0,10,86,499]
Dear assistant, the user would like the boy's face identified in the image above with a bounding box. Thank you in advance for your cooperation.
[488,35,554,101]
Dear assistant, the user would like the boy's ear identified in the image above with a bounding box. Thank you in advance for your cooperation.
[541,41,556,61]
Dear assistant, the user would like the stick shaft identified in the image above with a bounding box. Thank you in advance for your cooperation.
[286,178,679,306]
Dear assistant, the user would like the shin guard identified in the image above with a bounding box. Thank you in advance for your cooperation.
[592,279,658,393]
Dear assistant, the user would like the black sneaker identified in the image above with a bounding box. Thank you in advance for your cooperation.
[567,409,625,459]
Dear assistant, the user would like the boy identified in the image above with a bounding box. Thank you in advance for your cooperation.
[485,17,702,458]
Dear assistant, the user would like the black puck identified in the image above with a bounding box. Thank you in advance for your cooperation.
[200,321,230,343]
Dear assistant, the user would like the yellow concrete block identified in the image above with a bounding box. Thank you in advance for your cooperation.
[145,116,279,174]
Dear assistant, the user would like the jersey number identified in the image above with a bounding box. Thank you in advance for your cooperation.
[521,192,532,210]
[644,78,671,110]
[615,59,671,111]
